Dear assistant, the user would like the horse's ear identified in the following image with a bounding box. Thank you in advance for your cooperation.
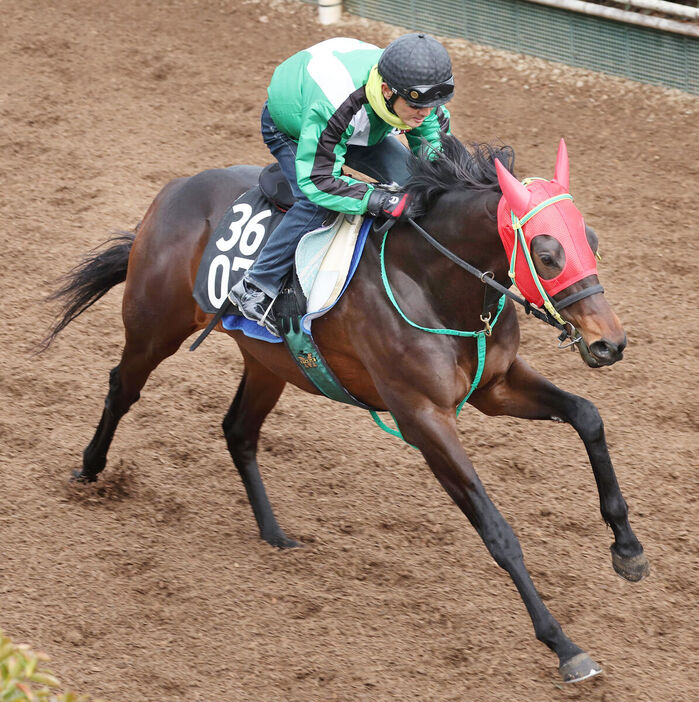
[495,158,531,218]
[553,138,569,191]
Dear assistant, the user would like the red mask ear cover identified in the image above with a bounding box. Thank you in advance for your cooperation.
[497,179,598,307]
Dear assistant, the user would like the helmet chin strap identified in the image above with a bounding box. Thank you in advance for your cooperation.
[369,69,415,129]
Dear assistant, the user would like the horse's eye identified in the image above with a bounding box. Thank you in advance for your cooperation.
[531,235,564,279]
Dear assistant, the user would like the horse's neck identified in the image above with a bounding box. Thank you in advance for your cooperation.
[398,191,507,319]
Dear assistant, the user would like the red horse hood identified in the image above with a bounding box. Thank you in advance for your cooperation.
[495,141,598,308]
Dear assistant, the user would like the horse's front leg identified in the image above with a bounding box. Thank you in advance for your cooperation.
[470,356,649,582]
[391,401,601,683]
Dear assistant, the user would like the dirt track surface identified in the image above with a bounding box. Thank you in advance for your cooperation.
[2,1,698,700]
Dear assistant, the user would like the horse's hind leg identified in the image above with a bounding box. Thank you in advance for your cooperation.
[222,351,298,548]
[470,356,649,582]
[77,330,189,482]
[77,363,130,481]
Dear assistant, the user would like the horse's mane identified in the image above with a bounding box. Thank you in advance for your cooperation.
[406,134,515,211]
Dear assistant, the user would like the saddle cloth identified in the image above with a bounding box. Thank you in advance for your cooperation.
[192,165,370,343]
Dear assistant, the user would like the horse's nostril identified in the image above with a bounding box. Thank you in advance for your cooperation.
[590,341,609,359]
[590,338,623,361]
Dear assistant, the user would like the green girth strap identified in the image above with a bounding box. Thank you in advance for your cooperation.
[282,325,375,410]
[282,224,507,446]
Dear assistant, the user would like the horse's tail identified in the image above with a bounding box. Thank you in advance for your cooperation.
[39,231,136,351]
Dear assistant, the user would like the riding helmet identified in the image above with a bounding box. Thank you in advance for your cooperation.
[378,33,454,108]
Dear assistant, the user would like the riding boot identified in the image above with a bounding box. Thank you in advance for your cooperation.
[228,278,279,336]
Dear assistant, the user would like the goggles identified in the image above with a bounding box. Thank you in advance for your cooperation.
[393,76,455,107]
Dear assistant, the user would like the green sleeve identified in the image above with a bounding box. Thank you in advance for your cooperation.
[406,105,451,157]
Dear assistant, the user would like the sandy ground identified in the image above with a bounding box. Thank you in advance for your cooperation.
[1,1,698,700]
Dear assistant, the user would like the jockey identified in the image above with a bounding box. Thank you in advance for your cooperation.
[229,33,454,334]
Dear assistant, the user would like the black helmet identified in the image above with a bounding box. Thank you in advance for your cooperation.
[378,33,454,108]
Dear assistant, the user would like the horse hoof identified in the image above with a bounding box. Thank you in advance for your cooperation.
[71,469,98,483]
[611,545,650,582]
[264,532,301,549]
[559,653,602,683]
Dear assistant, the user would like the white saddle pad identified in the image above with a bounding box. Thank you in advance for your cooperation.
[295,214,364,314]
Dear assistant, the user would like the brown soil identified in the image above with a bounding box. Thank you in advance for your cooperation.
[2,1,697,700]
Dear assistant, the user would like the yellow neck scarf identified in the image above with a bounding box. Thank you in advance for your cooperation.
[365,65,412,132]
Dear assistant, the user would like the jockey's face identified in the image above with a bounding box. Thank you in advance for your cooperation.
[381,83,432,128]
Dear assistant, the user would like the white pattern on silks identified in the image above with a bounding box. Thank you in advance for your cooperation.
[305,38,376,147]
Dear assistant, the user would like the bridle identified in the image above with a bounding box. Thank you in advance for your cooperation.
[391,210,603,347]
[505,181,603,327]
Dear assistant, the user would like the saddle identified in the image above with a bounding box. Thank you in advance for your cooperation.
[258,162,295,211]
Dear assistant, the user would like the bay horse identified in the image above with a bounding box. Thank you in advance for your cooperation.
[43,135,649,683]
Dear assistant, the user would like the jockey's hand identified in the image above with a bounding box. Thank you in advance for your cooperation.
[366,188,413,220]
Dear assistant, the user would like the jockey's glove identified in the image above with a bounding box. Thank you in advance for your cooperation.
[366,188,413,220]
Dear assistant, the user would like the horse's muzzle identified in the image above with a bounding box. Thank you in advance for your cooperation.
[579,335,627,367]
